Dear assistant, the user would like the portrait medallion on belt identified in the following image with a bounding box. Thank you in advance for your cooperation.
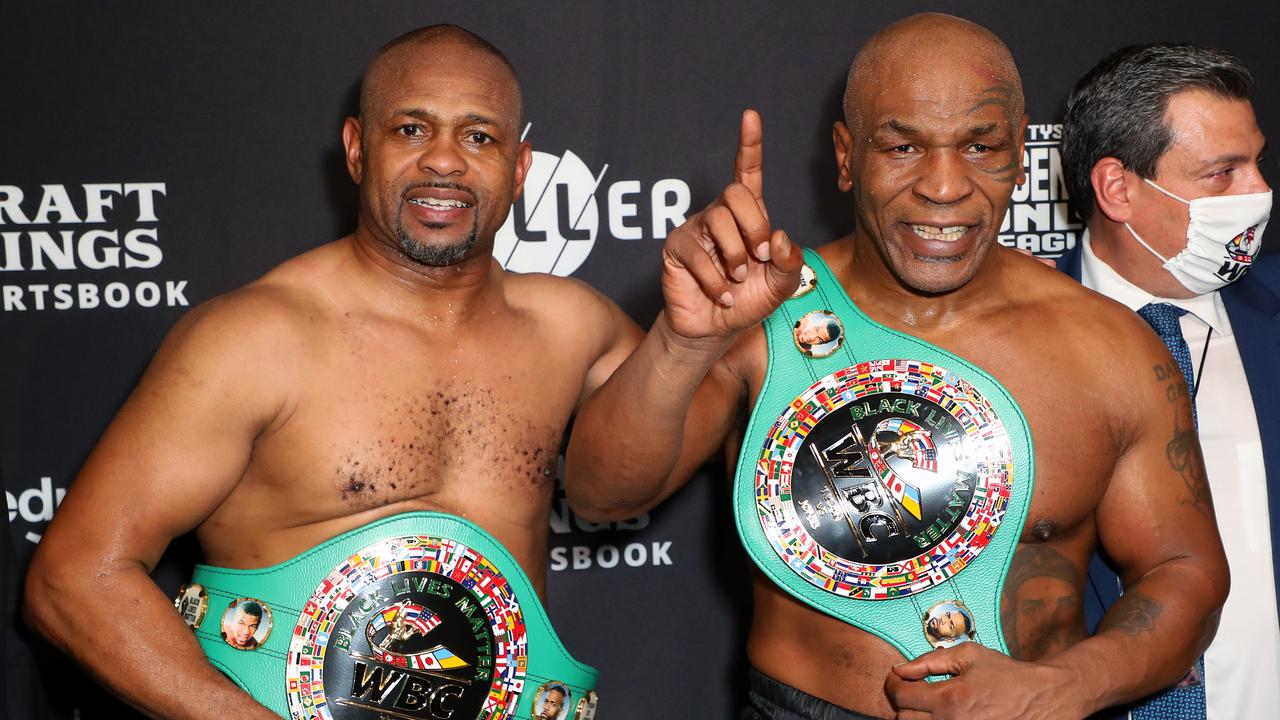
[531,681,571,720]
[922,600,977,648]
[285,535,528,720]
[790,264,818,298]
[573,690,599,720]
[173,583,208,630]
[754,359,1014,599]
[220,597,272,650]
[794,310,844,359]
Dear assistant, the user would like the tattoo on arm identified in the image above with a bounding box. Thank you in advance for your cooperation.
[1167,414,1212,517]
[1100,589,1162,636]
[1000,542,1084,660]
[1152,361,1182,398]
[1194,609,1221,654]
[1153,363,1212,517]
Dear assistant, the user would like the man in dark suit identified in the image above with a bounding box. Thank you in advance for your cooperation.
[1059,42,1277,718]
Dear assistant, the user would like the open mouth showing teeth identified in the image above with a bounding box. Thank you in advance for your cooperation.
[408,198,472,210]
[911,225,968,242]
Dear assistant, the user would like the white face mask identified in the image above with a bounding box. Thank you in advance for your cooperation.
[1124,178,1271,294]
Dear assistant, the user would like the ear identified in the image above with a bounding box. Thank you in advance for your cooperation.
[1090,157,1133,224]
[512,141,533,201]
[342,117,364,184]
[832,121,855,192]
[1014,115,1029,186]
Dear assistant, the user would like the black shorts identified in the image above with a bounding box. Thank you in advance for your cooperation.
[742,666,886,720]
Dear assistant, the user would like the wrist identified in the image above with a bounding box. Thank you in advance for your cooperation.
[1038,656,1103,717]
[655,310,738,359]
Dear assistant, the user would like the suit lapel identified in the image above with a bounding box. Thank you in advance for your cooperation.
[1221,262,1280,615]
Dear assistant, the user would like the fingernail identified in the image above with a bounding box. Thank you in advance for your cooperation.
[719,291,735,307]
[756,242,771,261]
[733,264,748,281]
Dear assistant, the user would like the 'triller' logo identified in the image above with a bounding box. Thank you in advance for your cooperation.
[493,123,690,276]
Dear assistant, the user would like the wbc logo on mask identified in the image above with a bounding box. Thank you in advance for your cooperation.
[1225,224,1261,263]
[1218,223,1262,282]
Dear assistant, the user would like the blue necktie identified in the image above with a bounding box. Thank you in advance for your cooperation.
[1137,303,1198,424]
[1132,302,1206,719]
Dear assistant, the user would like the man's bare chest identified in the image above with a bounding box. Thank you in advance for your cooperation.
[948,343,1117,539]
[246,356,582,519]
[740,325,1117,541]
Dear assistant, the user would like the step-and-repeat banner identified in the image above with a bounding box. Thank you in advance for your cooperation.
[4,2,1277,718]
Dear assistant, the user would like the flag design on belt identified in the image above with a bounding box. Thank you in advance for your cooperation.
[376,644,468,671]
[369,601,442,638]
[405,603,440,635]
[879,418,938,472]
[366,601,469,671]
[863,418,933,521]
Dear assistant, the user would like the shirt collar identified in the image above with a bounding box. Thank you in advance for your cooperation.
[1079,231,1230,335]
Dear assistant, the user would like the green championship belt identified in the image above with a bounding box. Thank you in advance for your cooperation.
[734,249,1034,661]
[172,511,598,720]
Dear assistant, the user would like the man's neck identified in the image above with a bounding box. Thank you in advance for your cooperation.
[1088,220,1197,300]
[345,227,505,323]
[832,232,1009,333]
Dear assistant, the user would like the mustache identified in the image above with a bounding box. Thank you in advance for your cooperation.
[401,181,478,203]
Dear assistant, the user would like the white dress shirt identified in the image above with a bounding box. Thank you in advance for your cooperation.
[1081,233,1280,719]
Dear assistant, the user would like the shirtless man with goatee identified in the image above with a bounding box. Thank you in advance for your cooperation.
[28,24,634,720]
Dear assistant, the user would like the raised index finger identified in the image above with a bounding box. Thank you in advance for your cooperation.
[733,109,765,201]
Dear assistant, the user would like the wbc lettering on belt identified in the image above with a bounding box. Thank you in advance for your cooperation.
[286,535,528,720]
[754,359,1014,600]
[327,573,493,719]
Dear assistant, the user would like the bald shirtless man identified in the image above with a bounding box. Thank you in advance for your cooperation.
[567,14,1228,719]
[25,25,635,720]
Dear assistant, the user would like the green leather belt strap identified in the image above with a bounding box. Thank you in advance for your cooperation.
[733,249,1034,661]
[178,511,598,720]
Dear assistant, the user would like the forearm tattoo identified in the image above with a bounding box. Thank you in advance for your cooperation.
[1101,589,1162,637]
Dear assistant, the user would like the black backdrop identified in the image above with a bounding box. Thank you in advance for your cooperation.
[3,2,1278,718]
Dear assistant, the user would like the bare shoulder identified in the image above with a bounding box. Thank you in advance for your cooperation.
[1001,248,1163,357]
[502,269,643,400]
[995,249,1175,429]
[169,249,335,355]
[504,269,640,343]
[814,237,853,268]
[143,242,355,406]
[721,323,767,398]
[504,269,618,315]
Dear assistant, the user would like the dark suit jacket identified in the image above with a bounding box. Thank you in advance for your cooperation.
[1056,244,1280,630]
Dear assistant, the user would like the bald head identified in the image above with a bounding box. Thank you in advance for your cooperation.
[359,24,522,129]
[342,24,532,268]
[842,13,1023,134]
[828,13,1028,295]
